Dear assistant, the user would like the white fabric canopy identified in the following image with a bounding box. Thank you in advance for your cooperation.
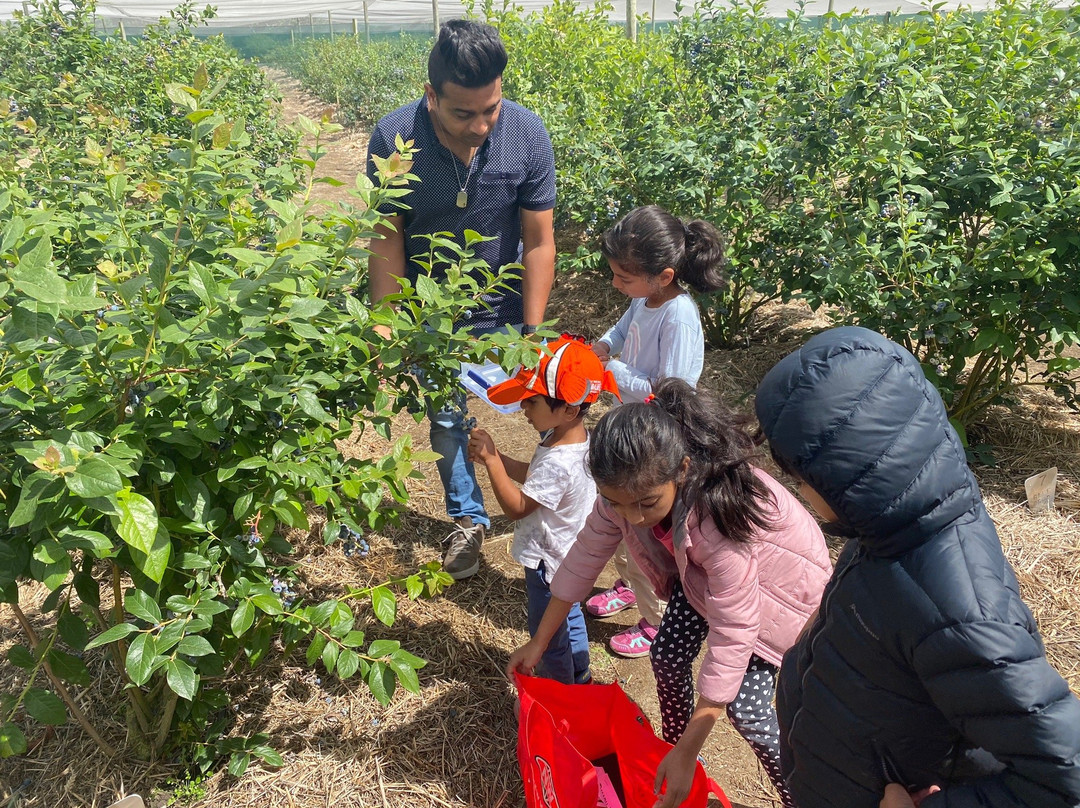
[0,0,1018,30]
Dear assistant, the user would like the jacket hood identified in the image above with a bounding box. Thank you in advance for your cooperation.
[755,327,979,557]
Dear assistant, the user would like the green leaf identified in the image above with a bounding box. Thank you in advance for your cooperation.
[321,640,339,673]
[305,633,327,666]
[286,297,326,321]
[177,636,215,657]
[128,525,172,585]
[24,687,67,725]
[57,613,90,651]
[391,649,427,670]
[251,594,283,615]
[60,530,115,557]
[165,83,197,111]
[251,745,284,768]
[12,236,65,304]
[405,575,424,600]
[294,389,332,422]
[166,658,198,701]
[46,650,91,687]
[112,490,159,555]
[0,721,27,757]
[336,648,360,679]
[367,639,400,658]
[85,621,138,650]
[276,217,303,250]
[388,658,421,694]
[231,600,255,637]
[66,458,123,499]
[228,752,251,777]
[124,589,162,624]
[7,645,35,670]
[125,633,157,686]
[370,586,396,627]
[366,660,395,706]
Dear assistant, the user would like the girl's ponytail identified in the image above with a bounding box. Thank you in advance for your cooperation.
[589,378,775,543]
[600,206,727,294]
[680,219,726,293]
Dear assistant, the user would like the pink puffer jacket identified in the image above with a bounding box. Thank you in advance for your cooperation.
[550,469,832,704]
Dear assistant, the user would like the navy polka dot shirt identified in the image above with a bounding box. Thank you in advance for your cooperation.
[366,96,556,330]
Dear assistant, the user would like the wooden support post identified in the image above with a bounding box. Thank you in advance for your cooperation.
[364,2,371,43]
[309,13,315,38]
[118,19,127,41]
[626,0,637,41]
[432,0,440,39]
[328,10,334,40]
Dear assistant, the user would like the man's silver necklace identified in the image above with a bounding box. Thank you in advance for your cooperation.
[452,147,478,208]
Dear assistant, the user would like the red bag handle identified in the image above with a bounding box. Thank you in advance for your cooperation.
[706,776,732,808]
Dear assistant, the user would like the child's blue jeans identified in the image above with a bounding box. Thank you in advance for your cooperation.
[525,562,591,684]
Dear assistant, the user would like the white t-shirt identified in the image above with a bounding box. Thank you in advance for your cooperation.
[513,437,595,580]
[598,293,706,403]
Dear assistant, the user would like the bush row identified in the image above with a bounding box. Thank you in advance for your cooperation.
[1,0,535,775]
[276,0,1080,427]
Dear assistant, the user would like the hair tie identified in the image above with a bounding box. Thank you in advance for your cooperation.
[643,394,656,405]
[682,221,692,242]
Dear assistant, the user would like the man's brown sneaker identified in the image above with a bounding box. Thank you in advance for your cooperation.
[442,516,485,579]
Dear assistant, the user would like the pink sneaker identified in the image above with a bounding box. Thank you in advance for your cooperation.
[608,619,658,658]
[586,579,637,618]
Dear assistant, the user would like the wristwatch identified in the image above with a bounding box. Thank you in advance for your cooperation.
[521,324,538,336]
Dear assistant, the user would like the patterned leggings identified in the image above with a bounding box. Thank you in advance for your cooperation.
[650,581,796,808]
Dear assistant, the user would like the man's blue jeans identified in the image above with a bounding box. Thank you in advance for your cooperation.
[428,323,520,528]
[525,562,591,684]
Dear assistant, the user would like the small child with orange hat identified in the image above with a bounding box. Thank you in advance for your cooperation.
[467,335,620,684]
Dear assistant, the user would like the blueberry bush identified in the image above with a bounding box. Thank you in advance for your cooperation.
[193,5,1080,421]
[0,5,538,774]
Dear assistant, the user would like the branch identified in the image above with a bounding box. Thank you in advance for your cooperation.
[9,603,113,756]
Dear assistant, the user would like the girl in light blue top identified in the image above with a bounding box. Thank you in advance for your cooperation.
[586,204,727,658]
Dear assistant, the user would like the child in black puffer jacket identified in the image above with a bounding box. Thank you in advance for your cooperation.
[755,326,1080,808]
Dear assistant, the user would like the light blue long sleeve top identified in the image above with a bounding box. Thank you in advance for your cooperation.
[597,293,706,403]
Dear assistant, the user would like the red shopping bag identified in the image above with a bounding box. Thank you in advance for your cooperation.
[515,673,731,808]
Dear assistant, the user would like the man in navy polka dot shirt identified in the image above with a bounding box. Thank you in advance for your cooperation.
[366,19,556,581]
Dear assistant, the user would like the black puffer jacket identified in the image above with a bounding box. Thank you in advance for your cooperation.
[755,327,1080,808]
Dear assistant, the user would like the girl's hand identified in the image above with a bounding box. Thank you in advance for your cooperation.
[880,783,941,808]
[653,746,697,808]
[506,639,544,679]
[467,428,496,464]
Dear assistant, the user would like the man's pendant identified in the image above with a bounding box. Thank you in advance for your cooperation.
[456,190,468,208]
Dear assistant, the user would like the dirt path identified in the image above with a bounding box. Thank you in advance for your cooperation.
[264,67,371,209]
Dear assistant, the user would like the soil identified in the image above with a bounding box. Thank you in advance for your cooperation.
[1,71,1077,808]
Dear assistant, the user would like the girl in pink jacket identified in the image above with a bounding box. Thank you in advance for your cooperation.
[507,378,831,808]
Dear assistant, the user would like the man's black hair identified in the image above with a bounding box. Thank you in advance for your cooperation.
[428,19,508,95]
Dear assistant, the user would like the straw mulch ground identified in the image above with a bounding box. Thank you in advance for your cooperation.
[2,79,1078,808]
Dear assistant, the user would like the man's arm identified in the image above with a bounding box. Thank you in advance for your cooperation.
[368,215,406,340]
[369,215,407,303]
[519,207,555,330]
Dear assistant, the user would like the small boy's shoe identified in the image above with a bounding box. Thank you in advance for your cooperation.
[608,619,658,658]
[442,517,485,580]
[586,579,637,618]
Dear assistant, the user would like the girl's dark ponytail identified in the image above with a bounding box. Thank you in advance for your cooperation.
[680,219,726,293]
[588,378,776,544]
[600,206,727,294]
